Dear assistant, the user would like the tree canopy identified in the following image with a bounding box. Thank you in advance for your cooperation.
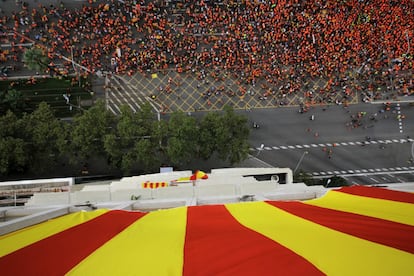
[22,47,50,73]
[0,102,251,179]
[198,106,250,164]
[0,111,28,175]
[23,102,66,172]
[104,104,160,173]
[0,89,26,116]
[69,100,115,162]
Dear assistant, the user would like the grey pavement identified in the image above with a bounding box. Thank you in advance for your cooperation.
[247,102,414,177]
[106,67,358,114]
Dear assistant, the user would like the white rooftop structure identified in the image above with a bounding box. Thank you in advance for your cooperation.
[1,167,414,236]
[23,167,318,208]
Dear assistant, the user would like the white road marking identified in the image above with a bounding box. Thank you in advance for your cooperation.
[313,169,414,179]
[254,138,413,151]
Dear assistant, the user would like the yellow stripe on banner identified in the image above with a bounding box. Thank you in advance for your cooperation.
[226,202,414,276]
[0,209,108,257]
[305,191,414,226]
[68,207,187,276]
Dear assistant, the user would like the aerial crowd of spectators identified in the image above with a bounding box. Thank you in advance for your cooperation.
[0,0,413,103]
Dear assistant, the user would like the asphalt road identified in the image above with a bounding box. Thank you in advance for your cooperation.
[247,102,414,176]
[106,69,357,115]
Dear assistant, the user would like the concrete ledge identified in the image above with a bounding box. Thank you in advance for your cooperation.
[0,207,70,236]
[197,196,241,205]
[132,199,189,212]
[265,191,317,201]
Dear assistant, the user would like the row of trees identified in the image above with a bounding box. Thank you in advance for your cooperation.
[0,89,26,115]
[0,101,251,177]
[294,171,348,187]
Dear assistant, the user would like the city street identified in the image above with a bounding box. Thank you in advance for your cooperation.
[1,0,413,183]
[247,102,414,178]
[105,69,358,114]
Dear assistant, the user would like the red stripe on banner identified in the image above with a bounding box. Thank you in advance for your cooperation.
[183,205,324,276]
[267,201,414,254]
[0,210,146,275]
[335,186,414,204]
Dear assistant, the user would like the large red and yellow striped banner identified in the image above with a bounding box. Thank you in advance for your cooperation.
[1,186,413,275]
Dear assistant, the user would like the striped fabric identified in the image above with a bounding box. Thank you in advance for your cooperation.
[1,186,413,275]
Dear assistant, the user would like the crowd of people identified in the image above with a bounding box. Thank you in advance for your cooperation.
[0,0,413,103]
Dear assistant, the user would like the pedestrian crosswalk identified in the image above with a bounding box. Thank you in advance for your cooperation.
[251,138,414,151]
[312,166,414,176]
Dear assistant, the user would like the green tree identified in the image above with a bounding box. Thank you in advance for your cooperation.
[70,100,115,163]
[166,111,198,166]
[23,102,66,172]
[325,176,349,187]
[198,112,221,160]
[294,171,349,187]
[293,170,317,185]
[22,47,50,73]
[104,103,160,174]
[0,89,26,116]
[103,132,122,168]
[0,137,27,176]
[216,106,250,164]
[0,111,29,175]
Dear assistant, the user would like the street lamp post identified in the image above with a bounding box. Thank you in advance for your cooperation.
[70,46,81,87]
[256,144,265,157]
[293,151,308,173]
[325,178,332,188]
